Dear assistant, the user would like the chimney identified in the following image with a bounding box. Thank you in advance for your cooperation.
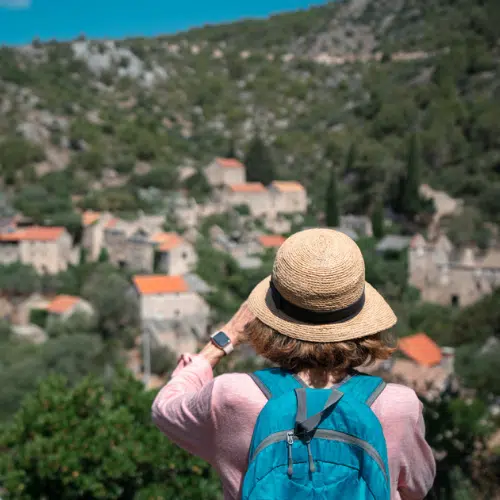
[440,347,455,374]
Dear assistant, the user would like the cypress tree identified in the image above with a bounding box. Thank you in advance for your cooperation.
[325,164,340,228]
[372,199,385,239]
[401,132,421,217]
[244,135,276,185]
[226,137,236,159]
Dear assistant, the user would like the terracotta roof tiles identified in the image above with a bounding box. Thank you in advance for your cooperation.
[398,333,442,367]
[215,157,245,169]
[0,226,65,242]
[133,275,189,295]
[271,181,305,193]
[47,295,80,314]
[228,182,267,193]
[152,232,184,252]
[82,211,101,227]
[258,234,286,248]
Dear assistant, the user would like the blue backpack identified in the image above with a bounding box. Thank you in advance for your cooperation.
[242,368,390,500]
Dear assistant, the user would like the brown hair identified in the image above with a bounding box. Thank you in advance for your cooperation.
[245,318,396,376]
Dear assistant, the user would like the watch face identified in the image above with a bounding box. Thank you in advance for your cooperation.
[212,331,231,348]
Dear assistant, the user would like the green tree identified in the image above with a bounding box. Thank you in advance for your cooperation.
[82,267,139,343]
[400,132,422,218]
[244,135,275,185]
[371,199,385,239]
[150,345,177,376]
[325,163,340,227]
[226,137,237,158]
[0,370,221,499]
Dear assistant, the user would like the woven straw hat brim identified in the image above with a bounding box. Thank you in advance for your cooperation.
[248,276,397,343]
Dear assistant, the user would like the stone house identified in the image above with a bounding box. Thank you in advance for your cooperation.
[132,275,210,353]
[204,157,246,188]
[45,295,94,322]
[409,234,500,307]
[82,210,113,261]
[152,232,197,275]
[126,228,156,272]
[223,183,272,217]
[103,218,134,267]
[269,181,307,215]
[0,226,73,274]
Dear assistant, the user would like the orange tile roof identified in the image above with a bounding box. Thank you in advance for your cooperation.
[47,295,80,314]
[398,333,442,367]
[271,181,305,193]
[0,226,65,242]
[133,275,189,295]
[228,182,267,193]
[258,234,286,248]
[82,211,101,227]
[152,232,183,252]
[216,157,244,169]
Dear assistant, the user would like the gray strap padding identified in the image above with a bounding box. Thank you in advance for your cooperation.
[249,373,272,399]
[295,387,344,435]
[366,380,386,407]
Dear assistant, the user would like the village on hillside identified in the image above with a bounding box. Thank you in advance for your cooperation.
[1,156,500,396]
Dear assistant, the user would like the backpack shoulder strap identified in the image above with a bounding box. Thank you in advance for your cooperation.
[336,372,386,407]
[250,368,307,399]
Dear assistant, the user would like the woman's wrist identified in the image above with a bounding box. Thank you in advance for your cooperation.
[199,342,226,368]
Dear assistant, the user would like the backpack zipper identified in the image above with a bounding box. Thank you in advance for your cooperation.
[250,429,387,481]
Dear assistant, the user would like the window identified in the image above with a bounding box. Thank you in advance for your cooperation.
[182,251,188,260]
[451,295,460,307]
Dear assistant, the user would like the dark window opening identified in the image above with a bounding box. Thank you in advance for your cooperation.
[451,295,460,307]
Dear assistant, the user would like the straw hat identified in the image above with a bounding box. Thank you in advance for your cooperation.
[248,228,397,342]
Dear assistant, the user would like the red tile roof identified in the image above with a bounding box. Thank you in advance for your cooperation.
[82,211,101,227]
[228,182,267,193]
[398,333,442,367]
[216,157,244,169]
[105,218,118,229]
[271,181,305,193]
[258,235,286,248]
[0,226,65,242]
[133,275,189,295]
[47,295,80,314]
[152,232,183,252]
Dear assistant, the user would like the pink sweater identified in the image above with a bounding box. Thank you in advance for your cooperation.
[152,354,436,500]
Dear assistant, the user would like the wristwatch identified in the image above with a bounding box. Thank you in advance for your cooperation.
[210,331,234,355]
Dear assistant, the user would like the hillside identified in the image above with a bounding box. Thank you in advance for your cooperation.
[0,0,499,233]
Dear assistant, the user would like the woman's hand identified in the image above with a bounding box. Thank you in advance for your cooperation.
[199,301,255,368]
[223,301,255,347]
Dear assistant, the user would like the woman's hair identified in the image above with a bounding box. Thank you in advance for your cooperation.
[245,318,396,376]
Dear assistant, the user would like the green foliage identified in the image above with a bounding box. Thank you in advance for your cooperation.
[0,334,105,422]
[244,135,276,185]
[0,263,40,296]
[182,170,212,203]
[401,132,422,218]
[452,289,500,347]
[423,389,497,499]
[371,200,385,239]
[455,342,500,399]
[0,137,44,186]
[325,145,340,228]
[0,370,221,499]
[82,266,139,343]
[150,345,177,376]
[13,185,73,223]
[29,308,49,328]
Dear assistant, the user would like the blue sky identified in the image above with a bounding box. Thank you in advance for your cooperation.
[0,0,328,45]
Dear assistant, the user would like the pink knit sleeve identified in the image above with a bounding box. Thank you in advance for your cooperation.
[151,353,216,464]
[397,399,436,500]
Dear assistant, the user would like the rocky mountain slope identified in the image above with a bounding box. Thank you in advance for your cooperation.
[0,0,499,229]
